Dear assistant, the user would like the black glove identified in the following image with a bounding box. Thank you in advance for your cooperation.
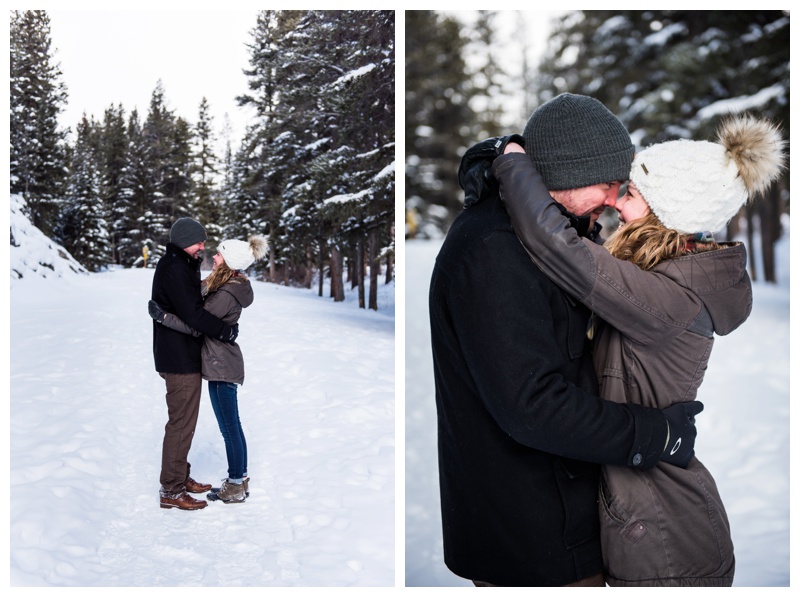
[148,299,166,324]
[494,133,525,156]
[220,323,239,344]
[458,134,525,208]
[660,401,704,468]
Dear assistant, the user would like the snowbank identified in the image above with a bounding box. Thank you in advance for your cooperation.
[10,194,87,287]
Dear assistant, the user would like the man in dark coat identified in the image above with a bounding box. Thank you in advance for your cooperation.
[151,217,239,510]
[429,94,703,586]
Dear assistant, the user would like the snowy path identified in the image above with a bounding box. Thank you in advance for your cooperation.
[11,269,395,586]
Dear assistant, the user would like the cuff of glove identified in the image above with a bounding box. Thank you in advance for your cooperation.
[623,403,670,470]
[493,133,525,156]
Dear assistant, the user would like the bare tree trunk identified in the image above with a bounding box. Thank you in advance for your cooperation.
[745,204,757,282]
[356,237,365,309]
[304,246,313,289]
[759,184,781,283]
[317,238,327,297]
[386,221,395,284]
[349,252,357,289]
[385,252,393,284]
[726,207,741,240]
[268,236,277,283]
[331,244,345,302]
[368,227,379,311]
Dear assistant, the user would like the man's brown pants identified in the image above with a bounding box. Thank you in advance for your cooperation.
[159,372,202,494]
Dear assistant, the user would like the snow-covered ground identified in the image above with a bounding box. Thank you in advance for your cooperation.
[405,229,790,587]
[10,200,395,587]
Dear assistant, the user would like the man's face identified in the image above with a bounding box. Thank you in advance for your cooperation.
[552,182,623,228]
[183,241,205,260]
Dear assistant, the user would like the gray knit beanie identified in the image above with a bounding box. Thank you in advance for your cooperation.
[169,217,207,249]
[523,93,634,190]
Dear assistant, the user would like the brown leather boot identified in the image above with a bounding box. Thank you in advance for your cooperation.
[160,491,207,510]
[184,477,212,493]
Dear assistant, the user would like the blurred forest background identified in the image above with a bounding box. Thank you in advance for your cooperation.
[405,10,789,283]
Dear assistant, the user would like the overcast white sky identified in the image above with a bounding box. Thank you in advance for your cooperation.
[48,10,260,146]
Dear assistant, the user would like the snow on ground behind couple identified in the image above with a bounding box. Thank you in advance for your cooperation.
[405,224,790,587]
[10,262,395,586]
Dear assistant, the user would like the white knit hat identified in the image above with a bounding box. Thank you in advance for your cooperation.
[218,235,268,270]
[630,115,785,234]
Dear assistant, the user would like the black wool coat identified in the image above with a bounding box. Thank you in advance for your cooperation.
[429,194,666,586]
[151,243,229,374]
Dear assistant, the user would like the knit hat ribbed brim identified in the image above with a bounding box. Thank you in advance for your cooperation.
[169,217,207,249]
[523,93,634,190]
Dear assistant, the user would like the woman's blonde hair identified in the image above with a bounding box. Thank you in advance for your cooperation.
[203,260,246,295]
[603,212,714,270]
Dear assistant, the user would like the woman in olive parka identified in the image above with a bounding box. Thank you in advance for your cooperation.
[494,115,784,586]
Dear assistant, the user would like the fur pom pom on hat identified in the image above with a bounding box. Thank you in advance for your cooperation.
[218,235,268,270]
[630,115,785,234]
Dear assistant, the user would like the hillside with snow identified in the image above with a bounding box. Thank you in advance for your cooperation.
[10,194,87,285]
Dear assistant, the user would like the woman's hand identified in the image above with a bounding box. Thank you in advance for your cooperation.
[148,299,167,323]
[504,142,525,155]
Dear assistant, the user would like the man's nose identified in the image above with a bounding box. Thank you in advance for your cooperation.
[604,192,618,207]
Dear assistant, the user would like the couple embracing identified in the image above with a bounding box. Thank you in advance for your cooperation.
[150,217,267,510]
[431,93,784,586]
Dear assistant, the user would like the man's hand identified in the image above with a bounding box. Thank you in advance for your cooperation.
[660,401,704,468]
[220,323,239,344]
[459,134,525,208]
[148,300,167,324]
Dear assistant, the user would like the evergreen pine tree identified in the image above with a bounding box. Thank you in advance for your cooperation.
[139,81,193,262]
[99,104,130,265]
[167,116,195,218]
[237,11,314,283]
[58,115,110,271]
[313,10,395,306]
[10,10,69,237]
[405,11,476,236]
[465,11,507,139]
[120,108,156,266]
[191,97,223,264]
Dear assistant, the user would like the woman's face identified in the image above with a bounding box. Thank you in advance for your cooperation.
[212,251,225,270]
[615,182,650,225]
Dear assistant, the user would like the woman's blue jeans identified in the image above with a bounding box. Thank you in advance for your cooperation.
[208,381,247,480]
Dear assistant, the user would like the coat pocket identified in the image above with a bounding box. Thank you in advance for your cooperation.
[599,470,648,544]
[553,458,600,549]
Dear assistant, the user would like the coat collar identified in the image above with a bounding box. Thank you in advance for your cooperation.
[166,242,201,266]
